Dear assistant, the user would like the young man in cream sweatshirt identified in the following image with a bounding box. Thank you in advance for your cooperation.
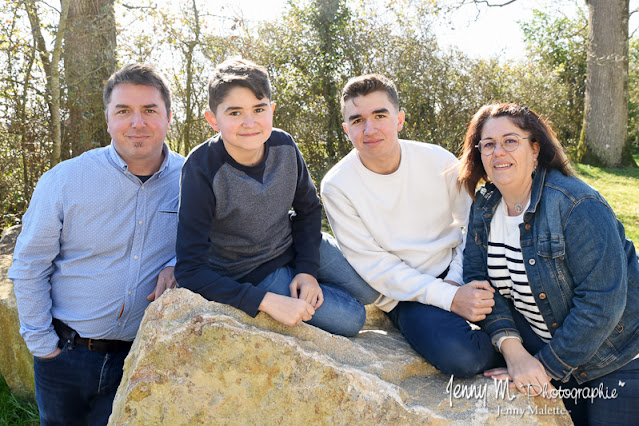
[321,74,498,376]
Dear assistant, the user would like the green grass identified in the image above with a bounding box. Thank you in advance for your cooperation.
[0,374,39,425]
[573,155,639,251]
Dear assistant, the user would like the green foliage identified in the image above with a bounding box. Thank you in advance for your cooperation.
[3,0,639,224]
[0,374,39,426]
[520,7,587,147]
[628,37,639,153]
[0,1,52,228]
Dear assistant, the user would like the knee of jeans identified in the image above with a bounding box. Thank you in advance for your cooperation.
[430,340,495,377]
[339,304,367,337]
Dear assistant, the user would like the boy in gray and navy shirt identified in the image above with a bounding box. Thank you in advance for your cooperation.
[175,58,373,336]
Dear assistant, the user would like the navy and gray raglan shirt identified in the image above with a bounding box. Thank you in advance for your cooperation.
[175,128,322,317]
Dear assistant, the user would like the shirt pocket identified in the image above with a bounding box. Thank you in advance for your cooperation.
[156,196,179,232]
[536,234,565,259]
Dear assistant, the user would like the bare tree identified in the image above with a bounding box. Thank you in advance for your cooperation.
[463,0,636,167]
[24,0,71,166]
[578,0,632,166]
[64,0,117,158]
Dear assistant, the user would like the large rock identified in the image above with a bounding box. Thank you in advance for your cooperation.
[0,225,35,400]
[109,288,572,425]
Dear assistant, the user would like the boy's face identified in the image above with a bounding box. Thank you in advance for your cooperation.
[205,86,274,165]
[342,90,405,172]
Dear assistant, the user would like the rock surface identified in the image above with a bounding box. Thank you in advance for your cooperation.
[109,288,572,425]
[0,225,35,400]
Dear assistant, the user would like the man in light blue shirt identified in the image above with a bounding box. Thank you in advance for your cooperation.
[9,64,184,425]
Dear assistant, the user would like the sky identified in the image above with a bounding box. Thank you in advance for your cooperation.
[224,0,583,60]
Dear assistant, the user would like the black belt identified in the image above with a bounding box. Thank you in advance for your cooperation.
[438,266,450,280]
[53,319,132,354]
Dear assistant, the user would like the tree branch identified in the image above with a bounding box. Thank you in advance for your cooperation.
[120,3,156,10]
[472,0,519,6]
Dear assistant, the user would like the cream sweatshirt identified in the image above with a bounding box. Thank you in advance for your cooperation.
[321,140,471,312]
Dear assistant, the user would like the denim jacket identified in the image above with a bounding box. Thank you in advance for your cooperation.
[463,167,639,384]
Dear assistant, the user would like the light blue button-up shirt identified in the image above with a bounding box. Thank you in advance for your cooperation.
[9,143,184,357]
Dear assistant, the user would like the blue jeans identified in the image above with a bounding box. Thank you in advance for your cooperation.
[387,301,499,377]
[34,340,129,426]
[512,307,639,425]
[320,234,498,376]
[256,233,369,336]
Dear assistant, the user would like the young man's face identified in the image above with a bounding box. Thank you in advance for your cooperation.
[205,86,275,165]
[342,90,405,173]
[106,83,171,172]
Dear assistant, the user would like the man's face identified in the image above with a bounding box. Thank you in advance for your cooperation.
[342,91,405,172]
[106,83,171,171]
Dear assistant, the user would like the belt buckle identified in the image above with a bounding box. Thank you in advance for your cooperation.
[87,338,95,351]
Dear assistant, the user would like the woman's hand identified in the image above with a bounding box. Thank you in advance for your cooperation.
[494,338,554,399]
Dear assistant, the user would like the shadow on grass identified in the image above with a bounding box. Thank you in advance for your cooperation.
[0,374,39,425]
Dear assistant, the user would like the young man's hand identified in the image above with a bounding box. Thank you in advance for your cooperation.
[289,273,324,309]
[450,280,495,322]
[258,292,315,326]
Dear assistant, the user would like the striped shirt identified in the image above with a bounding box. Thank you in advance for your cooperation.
[487,199,552,342]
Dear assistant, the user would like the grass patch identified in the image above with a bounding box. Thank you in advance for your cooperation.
[0,374,39,425]
[573,154,639,251]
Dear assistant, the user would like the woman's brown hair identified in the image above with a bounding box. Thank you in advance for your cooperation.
[458,103,573,198]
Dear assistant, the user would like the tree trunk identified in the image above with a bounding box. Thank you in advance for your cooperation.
[579,0,635,167]
[64,0,117,159]
[24,0,70,167]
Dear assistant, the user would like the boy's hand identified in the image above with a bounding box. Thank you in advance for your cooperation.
[289,273,324,309]
[147,266,178,301]
[258,292,315,326]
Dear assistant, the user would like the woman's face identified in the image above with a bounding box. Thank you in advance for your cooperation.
[479,116,540,195]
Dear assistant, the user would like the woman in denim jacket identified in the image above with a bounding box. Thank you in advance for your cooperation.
[459,103,639,424]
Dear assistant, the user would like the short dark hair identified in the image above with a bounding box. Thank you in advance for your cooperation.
[208,58,271,113]
[341,74,399,117]
[103,64,171,115]
[458,103,574,198]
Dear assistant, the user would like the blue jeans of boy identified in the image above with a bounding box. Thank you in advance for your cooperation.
[330,245,498,376]
[34,340,129,426]
[386,301,499,377]
[256,233,371,336]
[512,307,639,425]
[318,235,498,376]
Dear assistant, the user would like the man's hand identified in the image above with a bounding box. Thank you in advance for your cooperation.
[450,280,495,322]
[289,273,324,309]
[258,292,315,326]
[40,347,62,358]
[147,266,178,301]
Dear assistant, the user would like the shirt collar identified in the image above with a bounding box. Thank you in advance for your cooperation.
[528,167,548,215]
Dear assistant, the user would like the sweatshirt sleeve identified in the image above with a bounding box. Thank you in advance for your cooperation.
[175,146,267,317]
[443,160,472,286]
[321,179,459,312]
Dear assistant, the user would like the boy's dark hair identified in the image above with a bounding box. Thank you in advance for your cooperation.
[341,74,400,116]
[208,58,271,113]
[103,64,171,115]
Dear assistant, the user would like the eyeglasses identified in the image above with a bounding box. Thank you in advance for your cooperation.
[475,135,529,156]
